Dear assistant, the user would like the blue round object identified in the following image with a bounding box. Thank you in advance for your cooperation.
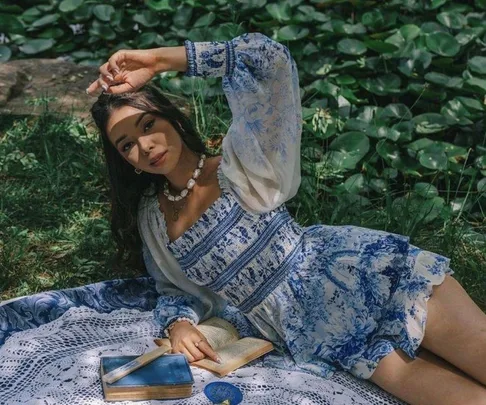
[204,382,243,404]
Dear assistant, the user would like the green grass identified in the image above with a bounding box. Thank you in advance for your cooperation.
[0,112,138,300]
[1,98,485,311]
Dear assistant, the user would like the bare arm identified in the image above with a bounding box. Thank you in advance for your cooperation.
[86,46,187,95]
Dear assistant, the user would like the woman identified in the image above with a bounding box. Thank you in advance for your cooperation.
[88,33,486,404]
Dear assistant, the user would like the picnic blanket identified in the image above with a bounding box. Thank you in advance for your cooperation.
[0,277,406,404]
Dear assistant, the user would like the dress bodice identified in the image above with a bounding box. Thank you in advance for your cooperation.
[152,182,304,313]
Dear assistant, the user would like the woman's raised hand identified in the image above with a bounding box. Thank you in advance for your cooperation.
[168,320,222,364]
[86,46,187,96]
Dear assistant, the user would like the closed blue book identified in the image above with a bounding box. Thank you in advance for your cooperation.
[100,354,194,401]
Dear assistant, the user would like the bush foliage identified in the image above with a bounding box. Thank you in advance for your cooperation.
[1,0,486,235]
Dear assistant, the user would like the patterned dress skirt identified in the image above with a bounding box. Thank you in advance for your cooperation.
[161,187,453,380]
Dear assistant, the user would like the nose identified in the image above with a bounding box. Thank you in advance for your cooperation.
[138,137,154,155]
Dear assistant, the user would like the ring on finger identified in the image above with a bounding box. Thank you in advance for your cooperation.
[194,338,204,348]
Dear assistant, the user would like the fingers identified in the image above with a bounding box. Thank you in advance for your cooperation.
[99,62,115,82]
[176,344,204,363]
[107,51,124,77]
[172,337,222,364]
[198,341,222,364]
[86,65,112,96]
[86,77,101,95]
[86,57,124,96]
[104,82,136,95]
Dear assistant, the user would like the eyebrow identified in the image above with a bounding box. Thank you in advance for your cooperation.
[114,112,150,147]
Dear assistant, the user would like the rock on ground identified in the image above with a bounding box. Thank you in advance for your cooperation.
[0,59,99,123]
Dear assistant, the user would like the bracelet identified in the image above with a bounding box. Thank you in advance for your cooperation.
[164,317,196,338]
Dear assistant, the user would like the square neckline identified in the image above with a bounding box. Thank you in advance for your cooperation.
[151,158,232,246]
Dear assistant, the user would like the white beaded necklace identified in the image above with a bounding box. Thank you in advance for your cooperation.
[163,154,206,221]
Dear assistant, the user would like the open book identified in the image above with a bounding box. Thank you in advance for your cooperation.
[154,317,274,377]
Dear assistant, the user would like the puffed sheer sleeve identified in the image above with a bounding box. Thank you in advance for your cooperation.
[184,33,302,213]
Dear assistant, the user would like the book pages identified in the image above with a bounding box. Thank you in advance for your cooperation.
[196,318,239,350]
[193,337,274,376]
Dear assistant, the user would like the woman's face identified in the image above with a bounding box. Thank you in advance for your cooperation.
[106,105,183,175]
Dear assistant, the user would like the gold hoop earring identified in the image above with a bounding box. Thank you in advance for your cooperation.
[134,168,142,175]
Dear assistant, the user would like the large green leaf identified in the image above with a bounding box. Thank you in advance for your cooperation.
[442,142,469,158]
[465,76,486,93]
[213,23,245,41]
[173,5,193,27]
[89,21,116,40]
[337,38,367,55]
[478,178,486,193]
[296,5,329,23]
[475,155,486,170]
[420,196,445,223]
[237,0,268,9]
[72,4,93,21]
[456,96,484,111]
[378,104,412,121]
[361,9,385,30]
[412,113,449,134]
[468,56,486,75]
[359,74,402,96]
[367,126,401,141]
[21,7,42,24]
[392,121,414,142]
[193,12,215,28]
[408,81,447,101]
[19,38,55,54]
[400,24,421,41]
[266,3,291,21]
[344,173,365,194]
[456,27,485,46]
[146,0,174,12]
[441,100,473,125]
[38,27,65,39]
[418,144,448,170]
[0,45,12,62]
[368,178,387,194]
[363,39,398,54]
[437,12,466,29]
[424,72,463,88]
[340,23,367,35]
[133,10,160,27]
[425,0,447,10]
[277,25,309,41]
[0,14,25,34]
[406,138,435,152]
[329,131,370,169]
[376,140,400,164]
[59,0,83,13]
[425,32,461,57]
[136,32,157,48]
[93,5,115,22]
[398,49,432,77]
[414,182,439,198]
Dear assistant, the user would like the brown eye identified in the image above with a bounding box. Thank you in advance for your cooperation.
[144,119,155,132]
[122,142,134,152]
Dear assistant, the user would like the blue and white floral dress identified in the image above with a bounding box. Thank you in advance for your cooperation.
[137,33,453,380]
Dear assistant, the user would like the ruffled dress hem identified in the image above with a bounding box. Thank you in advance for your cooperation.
[349,250,454,379]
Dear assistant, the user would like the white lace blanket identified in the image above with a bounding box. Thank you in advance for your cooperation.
[0,279,405,404]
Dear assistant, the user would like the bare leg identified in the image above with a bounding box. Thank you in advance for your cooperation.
[369,348,486,405]
[420,274,486,385]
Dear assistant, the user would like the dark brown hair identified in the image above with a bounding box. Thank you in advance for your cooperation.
[90,83,207,271]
